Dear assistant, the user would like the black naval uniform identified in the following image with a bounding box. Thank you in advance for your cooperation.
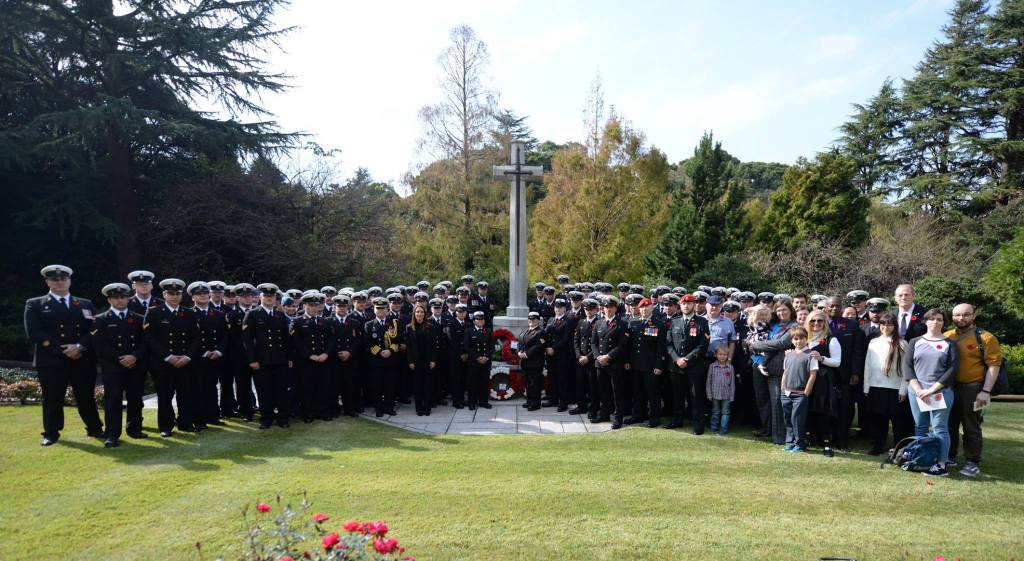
[225,305,251,419]
[591,312,630,425]
[447,316,469,408]
[665,314,710,431]
[518,324,547,407]
[242,306,291,428]
[626,314,667,424]
[144,304,201,433]
[24,293,103,440]
[573,315,597,417]
[331,313,362,416]
[544,313,577,409]
[127,295,163,316]
[464,323,492,408]
[290,314,336,421]
[194,306,227,427]
[387,308,411,403]
[364,315,401,416]
[91,308,147,441]
[428,314,450,405]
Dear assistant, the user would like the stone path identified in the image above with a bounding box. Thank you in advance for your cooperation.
[143,394,612,436]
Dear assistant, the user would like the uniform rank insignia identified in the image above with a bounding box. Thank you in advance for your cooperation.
[644,326,658,336]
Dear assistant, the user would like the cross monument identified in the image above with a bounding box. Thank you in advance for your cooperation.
[492,142,543,329]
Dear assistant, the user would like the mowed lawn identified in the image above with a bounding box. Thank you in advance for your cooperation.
[2,404,1023,561]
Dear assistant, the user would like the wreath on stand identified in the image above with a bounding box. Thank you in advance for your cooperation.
[490,328,526,400]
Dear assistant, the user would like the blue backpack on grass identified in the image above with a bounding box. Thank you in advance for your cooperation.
[884,436,941,471]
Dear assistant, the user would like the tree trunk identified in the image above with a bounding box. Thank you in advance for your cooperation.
[107,131,141,275]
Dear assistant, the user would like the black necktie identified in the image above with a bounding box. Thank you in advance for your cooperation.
[900,313,908,337]
[59,297,68,309]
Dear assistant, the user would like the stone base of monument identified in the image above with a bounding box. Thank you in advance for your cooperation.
[493,314,528,333]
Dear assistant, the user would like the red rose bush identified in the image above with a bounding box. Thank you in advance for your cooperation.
[212,496,413,561]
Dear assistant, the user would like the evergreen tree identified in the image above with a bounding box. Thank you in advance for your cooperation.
[838,79,904,195]
[0,0,293,273]
[983,0,1024,194]
[645,133,748,282]
[898,0,997,216]
[750,151,869,252]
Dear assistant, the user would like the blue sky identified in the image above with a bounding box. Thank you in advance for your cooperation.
[261,0,954,186]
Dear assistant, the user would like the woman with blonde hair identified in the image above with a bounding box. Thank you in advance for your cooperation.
[804,309,842,457]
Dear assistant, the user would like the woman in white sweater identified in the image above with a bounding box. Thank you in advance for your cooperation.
[863,313,909,455]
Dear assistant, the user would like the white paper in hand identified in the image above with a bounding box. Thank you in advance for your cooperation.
[916,393,948,412]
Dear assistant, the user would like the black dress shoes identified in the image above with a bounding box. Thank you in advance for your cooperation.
[126,430,148,439]
[41,437,58,447]
[104,438,119,448]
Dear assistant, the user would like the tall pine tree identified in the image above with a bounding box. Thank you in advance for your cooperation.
[0,0,293,274]
[984,0,1024,194]
[837,79,904,195]
[645,133,748,282]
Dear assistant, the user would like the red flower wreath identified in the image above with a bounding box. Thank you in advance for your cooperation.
[491,328,521,366]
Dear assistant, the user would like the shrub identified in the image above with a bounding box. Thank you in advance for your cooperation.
[1,379,41,404]
[0,367,37,383]
[212,496,414,561]
[686,253,774,294]
[982,226,1024,318]
[1002,345,1024,395]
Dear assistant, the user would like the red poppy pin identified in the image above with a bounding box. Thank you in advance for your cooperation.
[689,321,695,327]
[208,311,215,317]
[818,339,825,346]
[178,311,186,317]
[71,299,81,307]
[127,317,135,324]
[967,344,976,350]
[936,344,944,350]
[911,315,918,321]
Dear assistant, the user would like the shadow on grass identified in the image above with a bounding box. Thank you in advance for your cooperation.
[57,413,459,471]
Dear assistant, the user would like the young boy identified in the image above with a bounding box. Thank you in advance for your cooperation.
[706,345,736,435]
[781,326,818,453]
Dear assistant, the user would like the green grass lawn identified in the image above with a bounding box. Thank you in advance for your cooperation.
[1,404,1022,561]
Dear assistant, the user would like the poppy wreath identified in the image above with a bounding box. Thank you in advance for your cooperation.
[489,363,519,401]
[491,328,521,365]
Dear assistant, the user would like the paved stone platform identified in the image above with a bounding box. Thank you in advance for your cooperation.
[144,394,611,435]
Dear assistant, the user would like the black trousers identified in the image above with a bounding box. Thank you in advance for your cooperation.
[102,368,145,439]
[544,354,560,404]
[575,359,593,411]
[37,363,102,439]
[299,360,331,420]
[631,369,662,419]
[233,358,256,418]
[449,355,467,406]
[197,357,224,425]
[466,359,491,406]
[396,350,412,402]
[252,363,288,426]
[609,367,629,420]
[587,361,601,417]
[834,380,855,449]
[337,357,359,415]
[751,369,773,436]
[370,357,397,414]
[525,366,544,405]
[411,361,433,413]
[553,353,574,407]
[433,354,449,403]
[153,362,195,433]
[217,356,237,417]
[595,366,615,419]
[670,363,705,426]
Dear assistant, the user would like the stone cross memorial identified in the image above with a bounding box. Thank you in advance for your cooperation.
[492,142,543,330]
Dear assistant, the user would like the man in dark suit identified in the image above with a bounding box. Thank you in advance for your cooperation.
[517,311,547,411]
[242,283,292,429]
[428,298,450,406]
[571,298,599,418]
[225,283,257,420]
[464,311,493,410]
[126,270,163,315]
[24,265,103,446]
[894,283,927,340]
[291,291,335,423]
[329,294,360,417]
[665,293,710,434]
[529,282,547,314]
[825,296,868,452]
[591,296,631,429]
[143,278,200,436]
[543,299,576,411]
[189,281,227,429]
[447,303,470,409]
[91,282,147,447]
[860,298,890,341]
[473,281,497,328]
[364,296,400,417]
[626,298,667,427]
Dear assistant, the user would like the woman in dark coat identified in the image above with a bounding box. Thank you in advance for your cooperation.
[518,311,547,411]
[406,305,436,416]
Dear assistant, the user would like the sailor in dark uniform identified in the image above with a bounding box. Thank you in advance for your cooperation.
[242,283,292,429]
[91,282,147,447]
[24,265,103,446]
[517,311,547,411]
[447,303,470,408]
[143,278,200,436]
[225,283,257,420]
[189,281,227,429]
[364,296,401,417]
[291,291,335,423]
[208,281,228,311]
[474,281,496,328]
[572,298,600,418]
[626,297,667,427]
[591,296,630,429]
[464,310,493,410]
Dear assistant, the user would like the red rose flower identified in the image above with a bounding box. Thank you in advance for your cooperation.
[373,538,399,554]
[367,520,389,536]
[302,553,311,559]
[342,520,361,532]
[256,503,271,513]
[322,532,340,551]
[312,513,330,523]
